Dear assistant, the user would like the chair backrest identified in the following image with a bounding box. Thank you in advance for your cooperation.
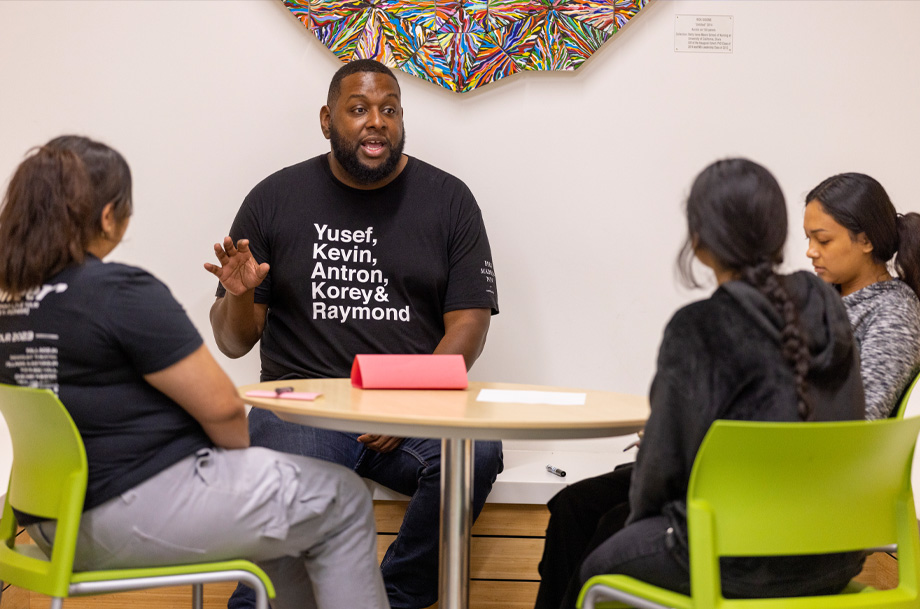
[0,383,88,597]
[893,370,920,419]
[687,417,920,558]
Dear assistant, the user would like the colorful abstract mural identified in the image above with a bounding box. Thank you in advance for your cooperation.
[282,0,649,92]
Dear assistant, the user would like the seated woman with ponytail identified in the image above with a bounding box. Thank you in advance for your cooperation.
[559,159,866,607]
[805,173,920,419]
[0,136,389,609]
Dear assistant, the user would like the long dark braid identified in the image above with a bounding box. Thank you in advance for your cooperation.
[680,158,812,420]
[741,260,813,420]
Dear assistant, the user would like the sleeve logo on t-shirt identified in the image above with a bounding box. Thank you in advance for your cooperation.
[481,260,495,295]
[310,223,410,324]
[0,283,68,317]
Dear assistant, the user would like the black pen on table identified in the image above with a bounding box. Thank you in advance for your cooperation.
[546,464,566,477]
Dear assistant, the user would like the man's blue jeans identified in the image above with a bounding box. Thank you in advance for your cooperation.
[228,407,503,609]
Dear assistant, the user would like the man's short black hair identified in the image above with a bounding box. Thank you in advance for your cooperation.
[327,59,401,107]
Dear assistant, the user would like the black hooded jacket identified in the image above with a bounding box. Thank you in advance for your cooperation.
[628,271,866,595]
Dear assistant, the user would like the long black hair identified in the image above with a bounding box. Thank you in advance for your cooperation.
[678,158,812,420]
[806,172,920,300]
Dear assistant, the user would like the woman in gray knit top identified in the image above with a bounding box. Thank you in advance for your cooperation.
[804,173,920,419]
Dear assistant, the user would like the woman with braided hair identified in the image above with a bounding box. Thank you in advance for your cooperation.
[556,159,866,607]
[804,173,920,420]
[535,168,917,609]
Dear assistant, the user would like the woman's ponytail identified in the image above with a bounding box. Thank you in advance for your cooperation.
[0,146,94,299]
[682,158,813,421]
[0,136,132,300]
[894,212,920,300]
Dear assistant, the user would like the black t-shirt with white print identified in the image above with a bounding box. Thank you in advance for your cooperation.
[0,257,209,516]
[218,154,499,381]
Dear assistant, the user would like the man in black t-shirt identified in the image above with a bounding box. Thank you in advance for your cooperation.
[205,60,502,609]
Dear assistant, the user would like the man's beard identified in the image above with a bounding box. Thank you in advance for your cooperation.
[330,124,406,185]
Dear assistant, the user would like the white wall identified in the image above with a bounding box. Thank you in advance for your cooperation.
[1,1,919,483]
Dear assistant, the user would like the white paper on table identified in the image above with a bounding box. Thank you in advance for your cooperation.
[476,389,587,406]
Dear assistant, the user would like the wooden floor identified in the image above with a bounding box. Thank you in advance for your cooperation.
[375,501,548,608]
[1,503,900,609]
[852,551,898,590]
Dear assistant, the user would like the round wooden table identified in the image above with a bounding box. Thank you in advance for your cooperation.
[240,378,649,609]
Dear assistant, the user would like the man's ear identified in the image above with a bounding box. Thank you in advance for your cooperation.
[320,105,332,140]
[855,232,874,254]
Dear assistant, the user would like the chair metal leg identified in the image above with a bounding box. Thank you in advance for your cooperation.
[68,571,270,609]
[235,573,270,609]
[50,597,64,609]
[192,583,204,609]
[582,584,672,609]
[252,584,270,609]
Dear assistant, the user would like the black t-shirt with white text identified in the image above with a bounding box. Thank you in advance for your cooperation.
[218,155,499,380]
[0,257,209,514]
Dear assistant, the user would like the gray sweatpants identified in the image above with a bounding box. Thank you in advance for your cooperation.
[28,447,389,609]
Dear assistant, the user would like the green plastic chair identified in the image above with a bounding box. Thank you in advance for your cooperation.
[577,416,920,609]
[893,370,920,419]
[0,384,275,609]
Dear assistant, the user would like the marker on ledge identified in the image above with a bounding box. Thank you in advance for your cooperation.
[546,464,566,477]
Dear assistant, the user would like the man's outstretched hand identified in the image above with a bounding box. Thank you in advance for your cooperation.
[358,434,405,453]
[204,237,270,296]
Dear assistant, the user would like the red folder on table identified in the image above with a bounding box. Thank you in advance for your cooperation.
[350,354,468,389]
